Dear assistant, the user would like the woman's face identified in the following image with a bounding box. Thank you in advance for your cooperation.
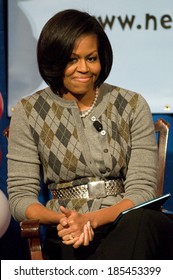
[63,34,101,95]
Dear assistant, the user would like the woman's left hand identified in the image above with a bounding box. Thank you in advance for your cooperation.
[57,206,85,236]
[57,206,94,247]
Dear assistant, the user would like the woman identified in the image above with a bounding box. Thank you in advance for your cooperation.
[7,9,173,259]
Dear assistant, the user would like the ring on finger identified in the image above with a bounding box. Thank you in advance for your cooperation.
[69,233,73,240]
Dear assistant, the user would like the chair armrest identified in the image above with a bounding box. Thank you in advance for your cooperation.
[20,219,43,260]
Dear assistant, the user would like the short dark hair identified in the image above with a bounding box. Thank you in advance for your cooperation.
[37,9,113,93]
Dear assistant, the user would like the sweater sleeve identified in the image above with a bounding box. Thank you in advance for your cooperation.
[123,94,158,205]
[7,101,41,221]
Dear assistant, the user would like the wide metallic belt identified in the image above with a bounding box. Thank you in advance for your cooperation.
[51,179,123,199]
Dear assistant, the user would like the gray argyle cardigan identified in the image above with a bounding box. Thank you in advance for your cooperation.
[7,83,157,221]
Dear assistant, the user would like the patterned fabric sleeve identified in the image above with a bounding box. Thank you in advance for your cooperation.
[7,102,41,221]
[123,94,157,204]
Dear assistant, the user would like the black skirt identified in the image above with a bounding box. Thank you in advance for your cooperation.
[43,208,173,260]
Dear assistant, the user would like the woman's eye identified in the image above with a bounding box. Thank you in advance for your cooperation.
[88,56,97,62]
[69,57,78,63]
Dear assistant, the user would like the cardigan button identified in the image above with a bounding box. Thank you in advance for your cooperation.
[101,130,106,135]
[91,116,96,122]
[106,168,111,172]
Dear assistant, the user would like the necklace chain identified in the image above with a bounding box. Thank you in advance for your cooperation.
[80,88,99,118]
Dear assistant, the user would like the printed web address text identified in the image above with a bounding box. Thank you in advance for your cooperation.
[13,265,161,276]
[97,14,172,30]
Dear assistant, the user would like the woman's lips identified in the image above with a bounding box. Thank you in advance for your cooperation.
[74,76,92,83]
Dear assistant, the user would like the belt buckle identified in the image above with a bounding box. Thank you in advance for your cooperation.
[88,180,106,199]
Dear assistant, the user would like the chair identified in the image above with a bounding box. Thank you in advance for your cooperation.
[3,118,173,260]
[20,219,43,260]
[154,118,170,196]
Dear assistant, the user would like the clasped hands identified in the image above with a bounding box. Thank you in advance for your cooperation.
[57,206,94,248]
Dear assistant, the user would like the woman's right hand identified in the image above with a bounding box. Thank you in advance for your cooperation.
[57,206,95,248]
[73,221,94,248]
[61,220,94,248]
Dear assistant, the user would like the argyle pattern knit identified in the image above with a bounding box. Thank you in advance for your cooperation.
[8,83,157,220]
[21,85,138,186]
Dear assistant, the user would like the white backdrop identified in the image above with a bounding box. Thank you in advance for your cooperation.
[8,0,173,115]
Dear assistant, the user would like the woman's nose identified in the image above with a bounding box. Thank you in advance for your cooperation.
[77,59,89,72]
